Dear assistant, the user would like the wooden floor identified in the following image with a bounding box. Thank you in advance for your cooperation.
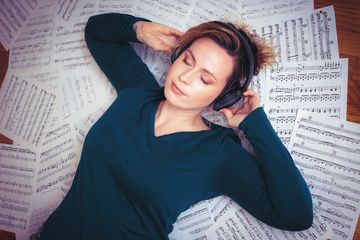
[0,0,359,239]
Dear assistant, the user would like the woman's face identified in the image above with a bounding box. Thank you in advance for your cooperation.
[164,37,236,111]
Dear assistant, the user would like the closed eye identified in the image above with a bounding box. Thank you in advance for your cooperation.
[201,77,210,85]
[182,58,191,66]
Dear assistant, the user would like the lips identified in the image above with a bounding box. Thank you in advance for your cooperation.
[171,82,186,96]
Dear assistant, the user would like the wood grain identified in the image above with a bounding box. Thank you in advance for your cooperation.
[0,1,359,239]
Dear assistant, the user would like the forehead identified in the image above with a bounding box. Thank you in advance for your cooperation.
[187,37,235,81]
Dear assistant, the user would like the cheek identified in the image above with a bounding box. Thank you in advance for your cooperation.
[191,84,221,102]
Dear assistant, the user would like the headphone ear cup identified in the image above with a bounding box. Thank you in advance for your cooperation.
[213,88,244,111]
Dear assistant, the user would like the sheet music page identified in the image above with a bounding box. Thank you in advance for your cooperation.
[132,0,193,30]
[73,107,106,146]
[287,109,360,240]
[240,0,314,21]
[9,1,57,72]
[98,0,137,14]
[170,199,213,239]
[57,0,84,24]
[250,6,339,63]
[263,58,348,146]
[0,144,37,237]
[0,0,39,50]
[53,1,97,71]
[36,122,80,196]
[184,0,241,29]
[60,68,113,121]
[79,1,98,19]
[206,198,330,239]
[0,71,57,147]
[28,187,62,238]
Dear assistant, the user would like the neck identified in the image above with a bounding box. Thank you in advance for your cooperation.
[155,100,208,130]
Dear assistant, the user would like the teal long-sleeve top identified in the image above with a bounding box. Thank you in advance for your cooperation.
[38,13,313,240]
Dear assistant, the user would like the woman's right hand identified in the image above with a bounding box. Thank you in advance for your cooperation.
[133,21,183,53]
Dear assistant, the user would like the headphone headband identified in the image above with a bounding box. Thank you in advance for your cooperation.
[211,21,255,111]
[212,21,254,92]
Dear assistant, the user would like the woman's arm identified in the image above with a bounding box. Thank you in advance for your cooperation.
[84,13,160,93]
[219,107,313,231]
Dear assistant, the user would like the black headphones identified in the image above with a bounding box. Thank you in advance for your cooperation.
[170,21,255,111]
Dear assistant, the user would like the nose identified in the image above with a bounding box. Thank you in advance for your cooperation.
[179,69,196,85]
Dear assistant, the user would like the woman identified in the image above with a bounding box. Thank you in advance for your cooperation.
[37,13,313,239]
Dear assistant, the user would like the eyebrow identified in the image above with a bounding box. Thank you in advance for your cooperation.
[186,49,217,82]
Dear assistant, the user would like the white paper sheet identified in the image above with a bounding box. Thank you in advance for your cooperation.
[57,0,84,24]
[1,1,357,239]
[240,0,314,21]
[184,0,241,29]
[28,187,62,238]
[9,0,57,72]
[133,0,192,30]
[205,194,330,239]
[263,58,348,146]
[287,109,360,240]
[60,68,113,121]
[53,2,96,71]
[0,0,39,50]
[250,6,339,63]
[36,122,80,195]
[0,144,37,236]
[170,198,213,239]
[98,0,136,14]
[0,71,57,147]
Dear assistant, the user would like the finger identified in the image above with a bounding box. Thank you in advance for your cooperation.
[219,108,233,120]
[243,96,249,105]
[235,107,248,114]
[243,90,255,96]
[169,28,183,37]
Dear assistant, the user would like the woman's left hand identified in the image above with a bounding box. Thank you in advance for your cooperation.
[219,90,261,128]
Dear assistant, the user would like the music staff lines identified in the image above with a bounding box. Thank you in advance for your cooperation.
[42,124,72,145]
[213,200,233,223]
[300,117,360,137]
[321,215,351,231]
[293,143,360,166]
[0,148,36,162]
[308,180,359,204]
[0,170,34,180]
[295,133,360,154]
[235,208,263,240]
[298,124,360,145]
[293,150,360,175]
[0,202,29,214]
[314,205,353,222]
[312,194,357,212]
[302,172,360,196]
[295,160,359,184]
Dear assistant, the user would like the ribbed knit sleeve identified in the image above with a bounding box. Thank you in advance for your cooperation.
[220,107,313,231]
[84,13,160,93]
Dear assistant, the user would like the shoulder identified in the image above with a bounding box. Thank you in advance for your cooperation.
[117,86,165,106]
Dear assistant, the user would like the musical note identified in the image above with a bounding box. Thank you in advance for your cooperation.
[0,144,37,232]
[288,110,360,239]
[263,58,348,146]
[9,2,57,71]
[251,6,339,63]
[0,0,39,50]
